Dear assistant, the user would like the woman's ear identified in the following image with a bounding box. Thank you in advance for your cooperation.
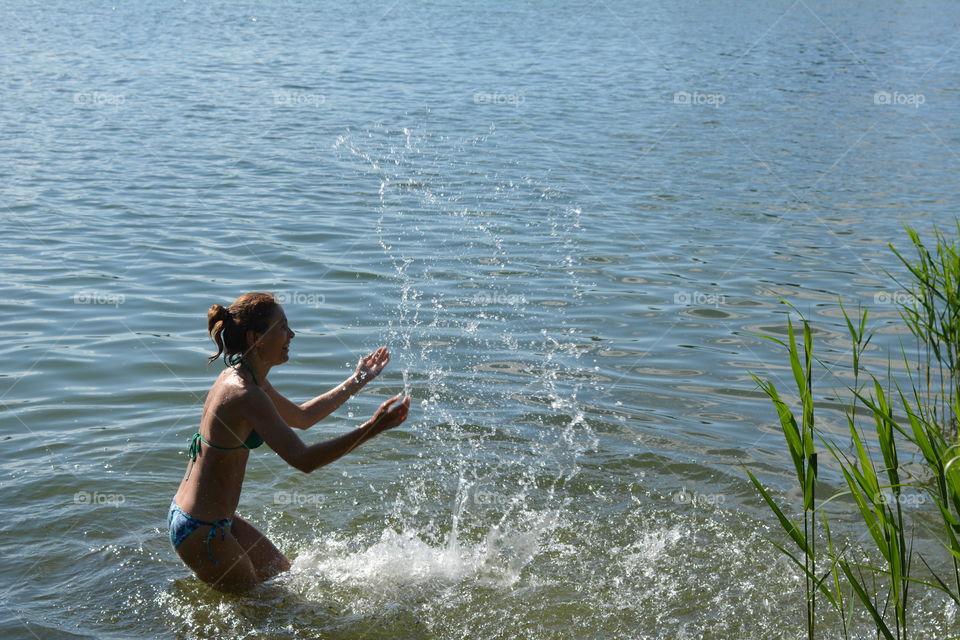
[246,328,259,352]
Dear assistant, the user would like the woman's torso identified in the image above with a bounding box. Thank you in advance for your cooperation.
[173,368,260,520]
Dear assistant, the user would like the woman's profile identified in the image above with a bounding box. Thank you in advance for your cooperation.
[169,291,410,592]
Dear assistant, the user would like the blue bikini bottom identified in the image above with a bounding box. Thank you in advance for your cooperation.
[168,500,233,564]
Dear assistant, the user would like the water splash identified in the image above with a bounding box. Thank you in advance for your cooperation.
[288,522,542,599]
[327,124,599,616]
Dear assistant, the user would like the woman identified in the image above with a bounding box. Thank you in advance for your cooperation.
[169,292,411,592]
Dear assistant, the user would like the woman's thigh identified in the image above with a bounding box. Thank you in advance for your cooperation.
[176,525,259,593]
[230,514,291,581]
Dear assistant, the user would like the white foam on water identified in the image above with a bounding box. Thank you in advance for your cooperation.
[616,525,687,580]
[288,520,545,602]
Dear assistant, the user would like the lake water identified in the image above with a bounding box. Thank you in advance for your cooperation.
[3,1,960,638]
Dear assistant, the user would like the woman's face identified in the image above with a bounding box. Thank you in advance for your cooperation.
[250,305,295,365]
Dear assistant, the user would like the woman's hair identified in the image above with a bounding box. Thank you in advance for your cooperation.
[207,292,280,363]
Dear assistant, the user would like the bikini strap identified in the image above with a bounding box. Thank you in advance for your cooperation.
[188,432,203,462]
[226,353,260,387]
[204,517,233,564]
[185,433,201,481]
[185,432,247,481]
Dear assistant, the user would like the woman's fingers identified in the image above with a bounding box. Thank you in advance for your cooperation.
[393,396,410,421]
[374,394,410,429]
[377,394,402,413]
[359,347,390,379]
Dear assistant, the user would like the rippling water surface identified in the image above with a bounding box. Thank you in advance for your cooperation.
[3,1,960,638]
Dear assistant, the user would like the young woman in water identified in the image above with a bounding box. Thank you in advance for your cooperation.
[169,292,411,592]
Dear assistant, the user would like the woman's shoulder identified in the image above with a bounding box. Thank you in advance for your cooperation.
[202,371,271,432]
[211,368,270,408]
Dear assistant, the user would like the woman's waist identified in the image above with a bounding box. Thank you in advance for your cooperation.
[173,487,242,521]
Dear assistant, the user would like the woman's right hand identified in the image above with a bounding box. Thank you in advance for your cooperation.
[365,395,411,436]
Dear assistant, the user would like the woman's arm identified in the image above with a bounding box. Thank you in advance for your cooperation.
[262,375,362,430]
[264,347,391,430]
[248,386,411,474]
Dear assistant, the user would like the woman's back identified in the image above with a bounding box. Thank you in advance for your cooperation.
[174,369,258,520]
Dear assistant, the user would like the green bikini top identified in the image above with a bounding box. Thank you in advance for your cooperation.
[185,356,264,479]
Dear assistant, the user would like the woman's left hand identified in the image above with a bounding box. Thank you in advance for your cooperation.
[354,346,390,387]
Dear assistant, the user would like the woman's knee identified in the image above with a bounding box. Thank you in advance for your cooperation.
[230,516,291,576]
[254,554,290,583]
[195,552,260,593]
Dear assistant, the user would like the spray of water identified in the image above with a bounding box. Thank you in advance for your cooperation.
[280,124,599,606]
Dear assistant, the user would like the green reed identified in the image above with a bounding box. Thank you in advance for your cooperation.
[889,222,960,438]
[747,313,819,639]
[747,224,960,639]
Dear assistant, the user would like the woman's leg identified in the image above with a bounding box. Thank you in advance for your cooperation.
[230,514,291,583]
[174,524,260,593]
